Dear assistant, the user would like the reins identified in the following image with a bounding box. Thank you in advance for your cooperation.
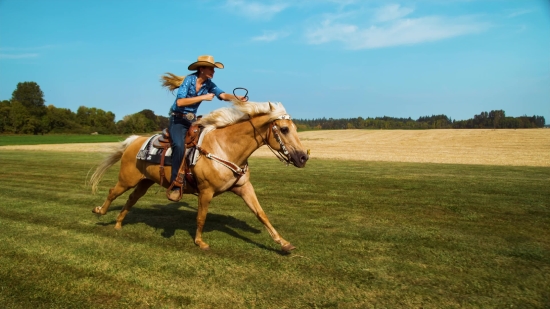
[196,146,249,188]
[233,87,249,102]
[196,146,248,176]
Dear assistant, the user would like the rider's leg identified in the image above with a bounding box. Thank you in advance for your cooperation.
[168,115,190,198]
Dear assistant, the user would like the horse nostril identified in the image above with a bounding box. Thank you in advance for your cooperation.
[300,155,309,163]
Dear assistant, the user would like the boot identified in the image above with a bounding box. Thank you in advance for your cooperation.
[167,188,181,202]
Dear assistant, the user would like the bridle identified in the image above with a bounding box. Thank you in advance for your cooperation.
[196,114,294,189]
[249,114,294,166]
[232,87,293,166]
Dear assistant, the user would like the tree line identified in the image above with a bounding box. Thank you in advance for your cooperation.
[0,81,546,134]
[294,111,545,130]
[0,82,169,134]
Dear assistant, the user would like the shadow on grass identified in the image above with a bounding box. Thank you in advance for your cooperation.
[96,202,286,254]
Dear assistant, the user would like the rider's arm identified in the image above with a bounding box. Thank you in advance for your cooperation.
[175,75,213,107]
[176,96,209,107]
[219,93,238,101]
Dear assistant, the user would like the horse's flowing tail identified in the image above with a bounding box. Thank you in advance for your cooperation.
[89,135,140,194]
[160,73,186,92]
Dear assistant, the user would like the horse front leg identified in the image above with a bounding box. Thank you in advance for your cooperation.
[195,190,214,250]
[232,182,295,252]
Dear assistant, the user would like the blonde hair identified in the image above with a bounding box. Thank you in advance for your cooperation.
[160,73,186,92]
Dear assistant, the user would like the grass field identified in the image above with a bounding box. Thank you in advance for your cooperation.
[0,134,129,146]
[0,149,549,308]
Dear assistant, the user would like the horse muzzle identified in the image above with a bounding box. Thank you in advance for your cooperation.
[290,150,309,168]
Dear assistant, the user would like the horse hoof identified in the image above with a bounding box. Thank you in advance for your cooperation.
[281,243,296,252]
[92,207,103,214]
[114,224,122,231]
[196,242,210,250]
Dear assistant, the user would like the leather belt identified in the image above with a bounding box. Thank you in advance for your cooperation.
[171,111,196,121]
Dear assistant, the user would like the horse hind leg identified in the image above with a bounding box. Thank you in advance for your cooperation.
[92,181,131,215]
[114,179,155,230]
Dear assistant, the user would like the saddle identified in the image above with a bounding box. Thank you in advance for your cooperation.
[153,122,203,201]
[152,128,171,149]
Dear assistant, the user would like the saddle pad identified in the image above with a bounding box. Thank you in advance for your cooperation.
[136,134,174,166]
[136,130,207,167]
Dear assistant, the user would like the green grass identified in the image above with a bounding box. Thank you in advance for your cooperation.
[0,150,549,308]
[0,134,130,146]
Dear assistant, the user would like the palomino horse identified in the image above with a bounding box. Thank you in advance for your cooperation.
[89,100,308,252]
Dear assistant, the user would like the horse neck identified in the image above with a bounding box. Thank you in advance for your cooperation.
[206,114,273,165]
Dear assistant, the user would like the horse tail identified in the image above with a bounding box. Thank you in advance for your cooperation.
[160,72,186,92]
[89,135,141,194]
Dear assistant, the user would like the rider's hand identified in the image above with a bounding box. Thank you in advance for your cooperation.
[203,93,215,101]
[237,95,248,102]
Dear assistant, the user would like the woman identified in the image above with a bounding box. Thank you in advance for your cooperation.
[164,55,244,201]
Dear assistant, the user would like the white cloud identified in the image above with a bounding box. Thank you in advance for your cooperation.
[0,44,63,52]
[507,9,533,18]
[252,30,290,42]
[225,0,288,20]
[306,20,357,45]
[375,4,414,22]
[514,24,527,33]
[0,53,39,59]
[0,44,77,59]
[306,11,490,50]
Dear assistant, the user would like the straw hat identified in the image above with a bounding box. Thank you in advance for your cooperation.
[188,55,224,71]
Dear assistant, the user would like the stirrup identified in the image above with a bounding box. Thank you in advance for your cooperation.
[166,181,184,202]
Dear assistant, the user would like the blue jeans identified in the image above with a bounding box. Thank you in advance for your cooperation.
[169,115,192,185]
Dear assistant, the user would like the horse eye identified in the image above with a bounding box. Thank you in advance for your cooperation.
[280,127,289,134]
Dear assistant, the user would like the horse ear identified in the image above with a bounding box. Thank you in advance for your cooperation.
[269,101,276,111]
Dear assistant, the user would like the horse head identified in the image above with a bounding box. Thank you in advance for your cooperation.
[197,100,309,167]
[264,105,309,168]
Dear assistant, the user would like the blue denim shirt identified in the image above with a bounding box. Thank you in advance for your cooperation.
[170,72,224,115]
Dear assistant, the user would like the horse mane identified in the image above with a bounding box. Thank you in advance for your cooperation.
[197,100,288,131]
[160,73,186,92]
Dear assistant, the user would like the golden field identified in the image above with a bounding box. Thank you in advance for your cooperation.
[2,129,549,166]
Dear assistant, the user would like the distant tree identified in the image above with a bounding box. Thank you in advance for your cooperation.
[43,105,80,133]
[9,101,29,133]
[0,100,11,133]
[158,115,169,130]
[416,114,452,128]
[535,116,545,127]
[118,113,155,134]
[489,110,505,129]
[138,109,161,131]
[76,106,117,133]
[132,109,169,131]
[138,109,156,122]
[473,111,489,128]
[25,117,44,135]
[11,82,47,118]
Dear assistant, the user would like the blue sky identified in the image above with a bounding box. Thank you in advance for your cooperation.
[1,0,549,122]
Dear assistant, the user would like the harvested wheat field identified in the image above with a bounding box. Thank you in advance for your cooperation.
[277,129,550,166]
[2,129,549,166]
